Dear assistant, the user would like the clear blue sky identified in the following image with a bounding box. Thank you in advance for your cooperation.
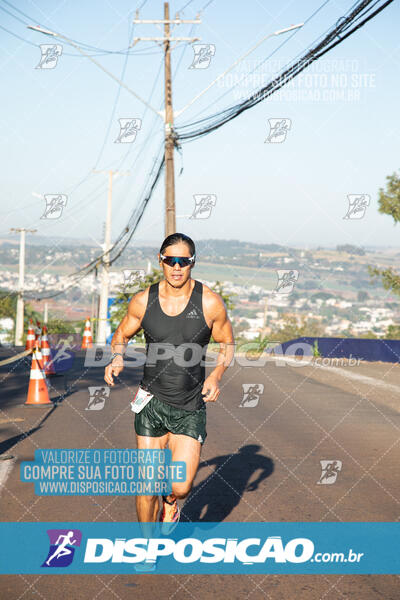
[1,0,399,251]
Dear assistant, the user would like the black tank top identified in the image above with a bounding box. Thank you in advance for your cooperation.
[140,279,212,411]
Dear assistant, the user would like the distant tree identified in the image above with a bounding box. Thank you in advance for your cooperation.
[355,330,378,339]
[0,292,42,341]
[357,291,369,302]
[233,320,250,337]
[369,265,400,297]
[369,170,400,297]
[298,280,316,290]
[385,302,397,309]
[311,292,335,302]
[378,170,400,221]
[46,318,76,334]
[0,292,16,320]
[385,324,400,339]
[269,314,324,343]
[336,244,365,256]
[248,292,260,302]
[210,280,236,313]
[288,291,300,306]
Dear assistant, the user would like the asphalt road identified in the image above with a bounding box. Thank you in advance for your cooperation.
[0,347,399,599]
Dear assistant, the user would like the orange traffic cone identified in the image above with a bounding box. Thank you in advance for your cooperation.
[24,345,52,407]
[81,318,93,349]
[41,325,55,375]
[25,319,35,350]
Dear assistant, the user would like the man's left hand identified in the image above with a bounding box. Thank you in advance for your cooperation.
[201,375,220,403]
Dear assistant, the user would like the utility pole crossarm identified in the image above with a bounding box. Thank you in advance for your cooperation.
[132,11,201,45]
[133,19,201,24]
[133,37,200,42]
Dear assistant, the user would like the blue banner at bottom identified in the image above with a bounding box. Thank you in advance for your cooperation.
[0,522,398,574]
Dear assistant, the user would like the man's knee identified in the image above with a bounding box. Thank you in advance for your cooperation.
[172,482,193,499]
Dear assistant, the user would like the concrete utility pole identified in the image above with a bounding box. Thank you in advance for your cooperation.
[262,296,268,340]
[10,227,36,346]
[43,302,48,324]
[133,3,201,236]
[93,170,129,345]
[164,2,176,237]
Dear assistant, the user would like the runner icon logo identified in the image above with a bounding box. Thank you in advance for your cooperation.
[41,194,68,220]
[239,384,264,408]
[86,386,110,411]
[115,118,142,143]
[317,460,342,485]
[190,194,217,219]
[41,529,82,568]
[275,270,299,294]
[189,44,216,69]
[36,44,63,69]
[343,194,370,219]
[265,118,291,143]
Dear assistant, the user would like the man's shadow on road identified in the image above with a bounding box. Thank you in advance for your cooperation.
[181,444,274,522]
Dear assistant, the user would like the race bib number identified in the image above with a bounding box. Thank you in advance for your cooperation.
[130,385,154,414]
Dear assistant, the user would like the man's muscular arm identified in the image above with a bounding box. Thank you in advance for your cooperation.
[201,288,235,403]
[104,289,148,386]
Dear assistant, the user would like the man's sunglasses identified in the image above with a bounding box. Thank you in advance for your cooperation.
[160,253,195,267]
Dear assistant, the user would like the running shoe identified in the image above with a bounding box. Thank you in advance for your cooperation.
[159,495,180,535]
[134,560,157,573]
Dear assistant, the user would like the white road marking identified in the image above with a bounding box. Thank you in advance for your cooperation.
[0,458,16,495]
[268,356,400,395]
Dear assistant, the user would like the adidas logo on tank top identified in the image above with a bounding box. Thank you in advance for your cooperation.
[186,308,200,319]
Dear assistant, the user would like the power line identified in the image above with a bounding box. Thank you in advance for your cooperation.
[23,0,395,299]
[177,0,331,127]
[175,0,395,143]
[0,0,165,56]
[93,19,135,170]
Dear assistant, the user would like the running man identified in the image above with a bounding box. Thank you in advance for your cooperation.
[45,531,77,566]
[104,233,234,530]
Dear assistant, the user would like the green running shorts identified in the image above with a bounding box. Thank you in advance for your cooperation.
[134,394,207,445]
